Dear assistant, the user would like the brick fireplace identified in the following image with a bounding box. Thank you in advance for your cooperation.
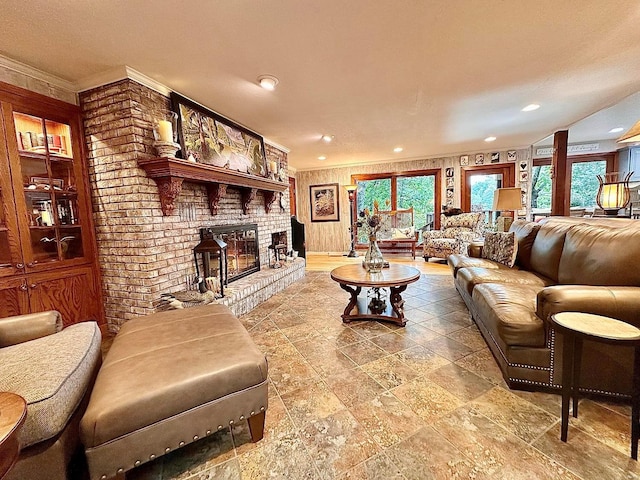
[80,79,295,331]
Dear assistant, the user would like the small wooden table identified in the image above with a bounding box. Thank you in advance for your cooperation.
[330,264,420,326]
[0,392,27,479]
[551,312,640,459]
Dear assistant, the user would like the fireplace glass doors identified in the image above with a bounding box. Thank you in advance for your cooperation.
[198,224,260,284]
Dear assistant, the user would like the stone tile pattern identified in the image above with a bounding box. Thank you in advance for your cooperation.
[121,271,640,480]
[79,79,292,330]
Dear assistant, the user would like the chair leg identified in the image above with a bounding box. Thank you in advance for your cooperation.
[248,411,266,442]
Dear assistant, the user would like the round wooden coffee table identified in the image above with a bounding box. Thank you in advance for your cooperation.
[0,392,27,479]
[330,264,420,326]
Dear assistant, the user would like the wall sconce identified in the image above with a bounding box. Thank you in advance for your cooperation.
[596,172,632,216]
[617,120,640,143]
[493,187,522,232]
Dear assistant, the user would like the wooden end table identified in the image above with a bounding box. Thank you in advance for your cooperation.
[0,392,27,479]
[330,264,420,326]
[551,312,640,459]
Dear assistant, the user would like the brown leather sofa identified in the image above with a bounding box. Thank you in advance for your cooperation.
[0,311,102,480]
[448,216,640,398]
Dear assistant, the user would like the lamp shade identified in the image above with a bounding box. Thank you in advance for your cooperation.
[493,187,522,211]
[344,184,358,192]
[617,120,640,143]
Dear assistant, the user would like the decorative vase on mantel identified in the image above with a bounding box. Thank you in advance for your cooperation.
[364,234,384,273]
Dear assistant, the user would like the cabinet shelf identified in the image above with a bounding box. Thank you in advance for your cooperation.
[137,156,288,216]
[19,150,73,161]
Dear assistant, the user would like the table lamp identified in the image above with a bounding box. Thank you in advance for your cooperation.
[596,172,632,216]
[493,187,522,232]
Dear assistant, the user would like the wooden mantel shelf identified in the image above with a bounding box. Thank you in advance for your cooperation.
[138,156,288,216]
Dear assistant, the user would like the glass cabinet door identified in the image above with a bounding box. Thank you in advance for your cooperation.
[12,111,84,266]
[0,104,23,278]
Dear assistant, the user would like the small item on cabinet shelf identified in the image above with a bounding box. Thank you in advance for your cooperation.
[187,153,197,163]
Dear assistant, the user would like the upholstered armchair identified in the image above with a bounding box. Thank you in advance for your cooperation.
[0,311,102,480]
[423,212,485,261]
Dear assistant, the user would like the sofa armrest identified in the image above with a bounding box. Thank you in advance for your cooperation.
[536,286,640,328]
[0,310,63,347]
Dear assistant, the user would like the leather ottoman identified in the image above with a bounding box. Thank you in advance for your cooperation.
[79,304,268,480]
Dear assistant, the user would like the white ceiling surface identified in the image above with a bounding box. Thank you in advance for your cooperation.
[1,1,640,170]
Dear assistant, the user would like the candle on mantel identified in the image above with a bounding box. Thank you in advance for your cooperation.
[158,120,173,142]
[269,160,278,174]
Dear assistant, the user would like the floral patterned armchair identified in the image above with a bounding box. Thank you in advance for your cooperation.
[422,212,485,261]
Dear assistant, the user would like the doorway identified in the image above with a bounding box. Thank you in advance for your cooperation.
[461,164,516,215]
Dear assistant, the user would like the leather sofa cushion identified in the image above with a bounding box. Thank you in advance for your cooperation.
[0,322,101,448]
[80,304,268,448]
[509,220,541,271]
[529,222,572,282]
[472,283,546,347]
[558,224,640,286]
[456,266,553,297]
[448,254,507,277]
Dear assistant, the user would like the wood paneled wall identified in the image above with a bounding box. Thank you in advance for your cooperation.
[295,148,530,253]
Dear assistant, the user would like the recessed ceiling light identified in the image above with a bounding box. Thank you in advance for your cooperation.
[257,75,279,91]
[609,127,624,133]
[522,104,540,112]
[484,136,497,142]
[321,135,334,143]
[318,155,327,160]
[393,147,403,153]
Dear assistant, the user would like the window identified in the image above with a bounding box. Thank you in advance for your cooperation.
[397,175,435,229]
[531,154,612,214]
[531,165,551,209]
[353,170,440,243]
[570,160,605,208]
[469,173,503,211]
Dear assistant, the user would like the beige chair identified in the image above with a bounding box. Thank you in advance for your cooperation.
[422,212,485,261]
[0,311,102,480]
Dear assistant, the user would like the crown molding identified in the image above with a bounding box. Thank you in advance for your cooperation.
[75,65,172,96]
[0,54,76,92]
[264,139,290,153]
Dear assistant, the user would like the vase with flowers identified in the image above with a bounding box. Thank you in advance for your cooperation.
[358,200,385,273]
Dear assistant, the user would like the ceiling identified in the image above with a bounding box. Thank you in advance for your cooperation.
[1,0,640,170]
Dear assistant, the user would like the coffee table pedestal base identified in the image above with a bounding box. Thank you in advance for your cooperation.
[338,283,408,327]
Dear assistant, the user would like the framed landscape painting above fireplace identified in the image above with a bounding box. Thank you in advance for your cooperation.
[310,183,340,222]
[171,92,267,177]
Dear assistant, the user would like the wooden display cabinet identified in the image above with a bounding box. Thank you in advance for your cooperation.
[0,82,104,326]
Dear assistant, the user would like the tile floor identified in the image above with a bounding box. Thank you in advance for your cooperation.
[124,268,640,479]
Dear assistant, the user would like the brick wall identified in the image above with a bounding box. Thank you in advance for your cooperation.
[80,79,291,331]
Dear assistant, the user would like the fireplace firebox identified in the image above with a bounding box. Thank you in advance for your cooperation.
[195,224,260,291]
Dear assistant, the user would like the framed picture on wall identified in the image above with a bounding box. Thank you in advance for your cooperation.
[171,92,267,177]
[309,183,340,222]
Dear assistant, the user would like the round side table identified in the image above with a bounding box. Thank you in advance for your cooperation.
[551,312,640,460]
[0,392,27,479]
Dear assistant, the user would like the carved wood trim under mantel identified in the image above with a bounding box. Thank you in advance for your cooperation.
[138,156,288,216]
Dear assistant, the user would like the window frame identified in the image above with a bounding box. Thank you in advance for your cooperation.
[532,153,616,210]
[351,169,442,234]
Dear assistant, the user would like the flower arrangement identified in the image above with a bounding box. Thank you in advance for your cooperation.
[358,199,388,238]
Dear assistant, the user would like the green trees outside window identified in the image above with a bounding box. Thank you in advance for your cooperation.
[354,174,436,243]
